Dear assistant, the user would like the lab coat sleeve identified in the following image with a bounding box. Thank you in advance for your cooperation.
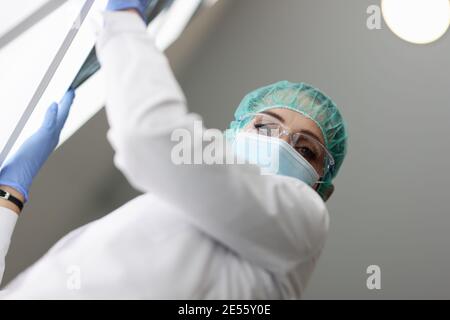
[97,12,329,275]
[0,207,17,286]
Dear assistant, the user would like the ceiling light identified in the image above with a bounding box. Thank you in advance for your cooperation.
[382,0,450,44]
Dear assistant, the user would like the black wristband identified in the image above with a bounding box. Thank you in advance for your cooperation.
[0,189,24,211]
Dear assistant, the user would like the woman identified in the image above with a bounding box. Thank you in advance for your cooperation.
[0,3,347,299]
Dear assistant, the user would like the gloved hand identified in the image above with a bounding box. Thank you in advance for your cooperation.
[106,0,150,21]
[0,89,75,202]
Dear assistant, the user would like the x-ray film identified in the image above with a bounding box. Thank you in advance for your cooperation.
[0,0,202,168]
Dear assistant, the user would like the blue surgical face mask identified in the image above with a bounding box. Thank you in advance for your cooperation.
[233,132,320,186]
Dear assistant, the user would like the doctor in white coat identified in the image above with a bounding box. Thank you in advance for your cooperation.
[0,0,347,299]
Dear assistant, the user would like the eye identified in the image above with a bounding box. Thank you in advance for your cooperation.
[296,146,317,161]
[254,123,279,136]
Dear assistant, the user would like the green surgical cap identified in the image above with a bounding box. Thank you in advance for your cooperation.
[228,81,348,200]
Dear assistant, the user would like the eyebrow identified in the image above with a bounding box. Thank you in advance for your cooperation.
[261,110,286,123]
[299,129,325,145]
[261,110,324,144]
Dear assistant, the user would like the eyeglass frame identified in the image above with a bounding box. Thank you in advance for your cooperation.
[236,112,336,178]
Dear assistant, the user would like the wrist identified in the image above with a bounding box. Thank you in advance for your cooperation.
[0,186,25,215]
[106,0,147,21]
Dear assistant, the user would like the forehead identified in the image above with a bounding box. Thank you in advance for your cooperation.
[264,108,325,145]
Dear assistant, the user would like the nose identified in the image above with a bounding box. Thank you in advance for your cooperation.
[278,133,291,144]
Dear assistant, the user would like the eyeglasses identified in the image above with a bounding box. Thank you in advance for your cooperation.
[238,112,335,177]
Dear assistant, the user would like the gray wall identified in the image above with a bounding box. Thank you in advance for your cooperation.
[4,0,450,299]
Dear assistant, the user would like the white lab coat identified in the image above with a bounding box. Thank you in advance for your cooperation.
[0,12,329,299]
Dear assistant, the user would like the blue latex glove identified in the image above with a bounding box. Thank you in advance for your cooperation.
[0,89,75,202]
[106,0,150,21]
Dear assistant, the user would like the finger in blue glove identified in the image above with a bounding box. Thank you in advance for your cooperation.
[0,89,75,202]
[106,0,150,21]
